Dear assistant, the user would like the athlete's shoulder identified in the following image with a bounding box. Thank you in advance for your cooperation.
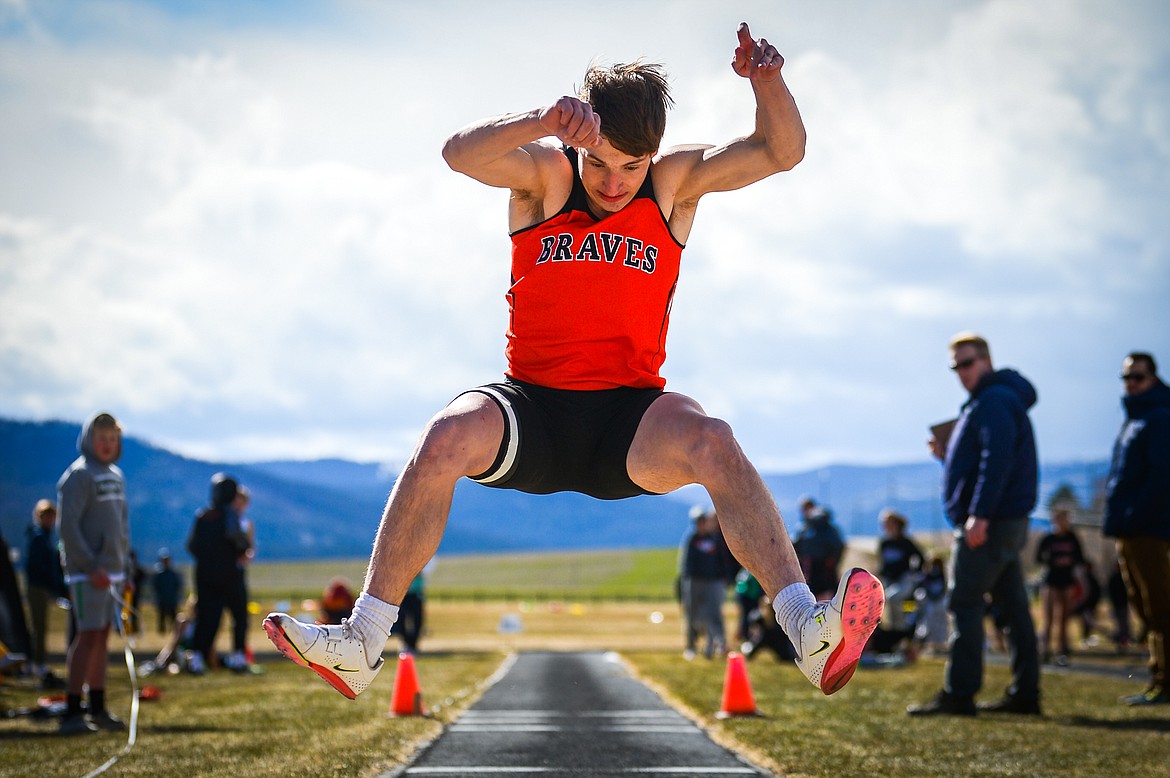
[654,144,713,170]
[524,141,577,199]
[650,144,712,204]
[525,140,575,174]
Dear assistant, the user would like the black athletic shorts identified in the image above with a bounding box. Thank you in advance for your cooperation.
[463,378,665,500]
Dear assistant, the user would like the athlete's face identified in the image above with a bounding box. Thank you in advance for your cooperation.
[577,139,653,217]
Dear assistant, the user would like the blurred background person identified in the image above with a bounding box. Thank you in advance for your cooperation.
[152,549,182,635]
[870,508,925,657]
[57,411,130,734]
[909,333,1040,717]
[125,548,147,636]
[393,572,427,654]
[187,473,251,674]
[678,507,735,660]
[1103,352,1170,706]
[230,485,255,669]
[24,499,68,689]
[793,497,845,600]
[913,556,950,656]
[1035,506,1086,666]
[321,577,356,624]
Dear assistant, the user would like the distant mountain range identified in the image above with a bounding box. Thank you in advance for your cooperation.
[0,418,1111,567]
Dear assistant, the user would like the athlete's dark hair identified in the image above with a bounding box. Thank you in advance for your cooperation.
[578,60,673,157]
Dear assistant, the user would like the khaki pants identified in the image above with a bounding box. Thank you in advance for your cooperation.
[1117,536,1170,694]
[26,584,54,666]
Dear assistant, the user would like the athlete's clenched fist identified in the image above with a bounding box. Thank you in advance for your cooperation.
[538,96,602,148]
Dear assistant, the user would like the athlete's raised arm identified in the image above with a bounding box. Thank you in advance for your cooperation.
[441,99,601,192]
[661,23,806,208]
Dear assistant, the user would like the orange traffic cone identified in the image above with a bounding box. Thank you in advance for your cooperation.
[388,653,426,717]
[716,652,761,718]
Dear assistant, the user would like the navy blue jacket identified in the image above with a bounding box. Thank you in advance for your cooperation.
[25,525,67,596]
[1103,381,1170,540]
[943,368,1038,525]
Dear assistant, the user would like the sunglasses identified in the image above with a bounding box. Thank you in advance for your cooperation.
[1121,372,1150,383]
[950,357,979,371]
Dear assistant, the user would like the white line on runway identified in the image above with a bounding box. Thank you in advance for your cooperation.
[449,724,698,733]
[405,768,757,775]
[459,710,683,718]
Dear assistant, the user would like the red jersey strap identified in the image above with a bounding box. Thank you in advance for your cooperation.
[505,148,684,390]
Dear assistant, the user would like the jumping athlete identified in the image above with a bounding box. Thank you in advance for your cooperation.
[265,22,884,699]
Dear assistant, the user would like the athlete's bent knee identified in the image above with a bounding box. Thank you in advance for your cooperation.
[687,416,745,478]
[412,400,502,477]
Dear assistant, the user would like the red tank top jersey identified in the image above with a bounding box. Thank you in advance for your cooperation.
[505,147,684,390]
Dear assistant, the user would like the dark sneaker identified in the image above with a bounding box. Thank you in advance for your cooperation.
[59,714,98,735]
[88,710,127,731]
[907,690,976,717]
[977,695,1042,715]
[39,670,67,690]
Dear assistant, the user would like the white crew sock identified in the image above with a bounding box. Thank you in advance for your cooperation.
[349,592,399,665]
[772,582,817,642]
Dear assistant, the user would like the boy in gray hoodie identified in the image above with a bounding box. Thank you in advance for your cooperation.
[57,411,130,735]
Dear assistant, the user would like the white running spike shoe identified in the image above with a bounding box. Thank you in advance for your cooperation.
[263,613,383,699]
[793,567,885,695]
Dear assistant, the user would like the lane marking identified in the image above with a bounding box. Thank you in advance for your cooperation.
[405,769,757,775]
[449,724,698,733]
[459,710,683,718]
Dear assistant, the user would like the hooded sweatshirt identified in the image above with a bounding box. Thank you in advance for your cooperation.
[943,368,1039,525]
[1103,380,1170,540]
[56,413,130,579]
[187,474,250,580]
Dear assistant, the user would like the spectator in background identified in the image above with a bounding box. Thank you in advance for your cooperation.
[1035,506,1086,666]
[25,499,68,689]
[793,497,845,600]
[872,508,925,656]
[678,507,735,660]
[57,411,131,734]
[394,573,427,654]
[1071,557,1103,646]
[230,485,254,668]
[187,473,251,674]
[734,568,764,644]
[909,333,1041,717]
[913,556,949,656]
[321,578,357,624]
[152,549,182,635]
[0,529,32,676]
[126,549,147,636]
[1103,351,1170,706]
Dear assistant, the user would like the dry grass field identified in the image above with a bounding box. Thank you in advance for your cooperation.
[3,549,1167,777]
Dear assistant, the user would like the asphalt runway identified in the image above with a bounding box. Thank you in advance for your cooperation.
[391,651,772,777]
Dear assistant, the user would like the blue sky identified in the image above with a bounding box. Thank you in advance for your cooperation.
[1,0,1168,470]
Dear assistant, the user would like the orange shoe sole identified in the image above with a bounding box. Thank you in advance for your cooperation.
[821,568,885,695]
